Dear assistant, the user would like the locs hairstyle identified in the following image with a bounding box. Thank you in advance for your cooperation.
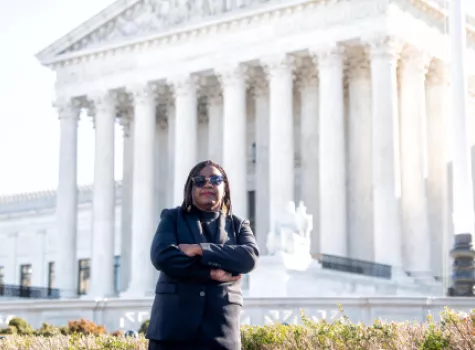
[181,160,232,215]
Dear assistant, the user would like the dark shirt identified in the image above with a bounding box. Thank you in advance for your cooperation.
[196,209,221,243]
[194,206,221,243]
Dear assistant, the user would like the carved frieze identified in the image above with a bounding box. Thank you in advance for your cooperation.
[64,0,277,54]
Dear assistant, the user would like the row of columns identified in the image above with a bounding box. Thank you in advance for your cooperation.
[55,36,453,297]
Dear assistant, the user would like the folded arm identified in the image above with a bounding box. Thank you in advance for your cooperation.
[150,209,212,283]
[199,219,259,275]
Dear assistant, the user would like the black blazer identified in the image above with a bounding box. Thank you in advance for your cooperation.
[145,207,259,349]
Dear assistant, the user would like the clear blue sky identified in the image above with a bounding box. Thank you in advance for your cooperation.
[0,0,473,195]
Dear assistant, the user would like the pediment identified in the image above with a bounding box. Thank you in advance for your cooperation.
[36,0,279,63]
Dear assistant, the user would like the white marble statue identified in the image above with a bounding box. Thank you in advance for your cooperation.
[266,201,313,256]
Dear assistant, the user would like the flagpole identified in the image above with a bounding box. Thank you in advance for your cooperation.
[447,0,475,296]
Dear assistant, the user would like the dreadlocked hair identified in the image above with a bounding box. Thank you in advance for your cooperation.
[180,160,232,215]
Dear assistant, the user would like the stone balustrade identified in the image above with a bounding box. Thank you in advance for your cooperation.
[0,297,475,332]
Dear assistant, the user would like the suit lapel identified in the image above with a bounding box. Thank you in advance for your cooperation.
[217,213,229,244]
[182,210,205,244]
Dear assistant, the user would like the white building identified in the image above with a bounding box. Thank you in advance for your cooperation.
[1,0,475,305]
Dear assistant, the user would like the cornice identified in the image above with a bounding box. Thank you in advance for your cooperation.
[406,0,475,39]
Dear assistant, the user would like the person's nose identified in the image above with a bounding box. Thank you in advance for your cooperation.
[203,180,213,188]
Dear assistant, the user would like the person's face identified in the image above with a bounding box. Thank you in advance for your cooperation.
[191,165,225,212]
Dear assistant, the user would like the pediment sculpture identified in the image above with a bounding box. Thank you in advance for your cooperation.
[65,0,275,53]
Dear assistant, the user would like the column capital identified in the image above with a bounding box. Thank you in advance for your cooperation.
[168,75,198,98]
[346,49,370,80]
[363,34,403,63]
[215,64,249,88]
[206,83,223,105]
[253,77,269,98]
[118,107,133,137]
[127,83,157,105]
[426,61,449,86]
[311,44,345,69]
[53,98,81,121]
[261,53,296,79]
[88,91,117,130]
[296,58,318,91]
[198,99,208,125]
[400,47,432,75]
[88,91,117,128]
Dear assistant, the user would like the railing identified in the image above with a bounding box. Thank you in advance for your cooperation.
[316,254,392,280]
[0,284,60,299]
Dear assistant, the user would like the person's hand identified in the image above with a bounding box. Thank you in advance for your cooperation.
[178,244,202,257]
[210,269,242,282]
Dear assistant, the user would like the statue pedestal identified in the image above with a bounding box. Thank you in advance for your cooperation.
[248,255,443,298]
[249,253,290,298]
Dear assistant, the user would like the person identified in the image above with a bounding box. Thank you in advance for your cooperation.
[146,160,260,350]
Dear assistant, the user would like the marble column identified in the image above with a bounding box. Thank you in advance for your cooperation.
[119,112,133,293]
[316,45,347,257]
[156,113,169,214]
[449,0,475,236]
[166,98,176,207]
[125,84,157,296]
[197,107,209,162]
[366,36,403,269]
[298,63,320,256]
[170,76,198,206]
[399,48,432,280]
[207,85,223,164]
[254,76,270,253]
[347,51,373,261]
[90,91,116,298]
[217,65,248,217]
[55,99,80,297]
[262,54,295,232]
[426,61,450,281]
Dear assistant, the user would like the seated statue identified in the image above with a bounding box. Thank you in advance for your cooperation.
[266,201,313,256]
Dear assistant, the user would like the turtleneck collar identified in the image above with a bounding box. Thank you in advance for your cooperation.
[191,205,221,222]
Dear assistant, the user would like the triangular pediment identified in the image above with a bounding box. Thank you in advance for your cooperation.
[36,0,281,63]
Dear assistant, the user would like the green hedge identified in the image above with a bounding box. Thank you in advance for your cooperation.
[0,307,473,349]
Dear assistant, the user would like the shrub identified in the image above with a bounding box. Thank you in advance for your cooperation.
[35,322,60,337]
[111,330,123,337]
[7,317,33,336]
[138,320,149,335]
[0,326,16,335]
[67,319,106,335]
[2,307,475,349]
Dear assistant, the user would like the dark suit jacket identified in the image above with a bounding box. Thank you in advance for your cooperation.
[145,207,259,349]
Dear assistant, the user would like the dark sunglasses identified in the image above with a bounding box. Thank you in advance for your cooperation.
[191,175,224,188]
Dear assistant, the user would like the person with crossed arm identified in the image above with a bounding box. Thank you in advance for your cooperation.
[145,160,260,350]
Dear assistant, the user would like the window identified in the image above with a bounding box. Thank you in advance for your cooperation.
[251,142,256,164]
[0,266,4,285]
[48,262,55,290]
[247,191,256,234]
[20,264,32,287]
[114,255,120,294]
[78,259,90,296]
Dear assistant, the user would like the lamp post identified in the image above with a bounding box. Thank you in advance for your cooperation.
[447,0,475,297]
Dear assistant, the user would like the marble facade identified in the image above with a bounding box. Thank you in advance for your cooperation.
[1,0,475,299]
